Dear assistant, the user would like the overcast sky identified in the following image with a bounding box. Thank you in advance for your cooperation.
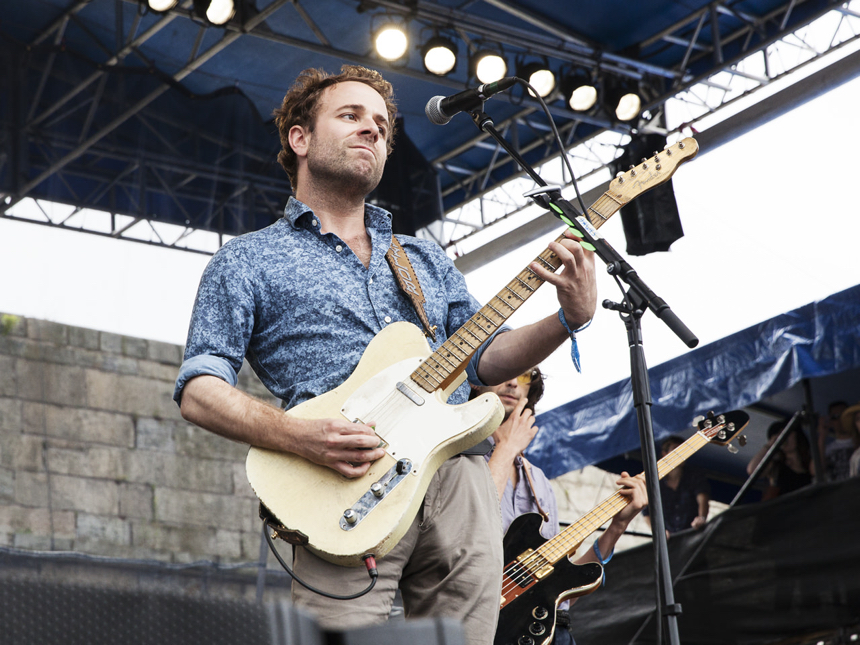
[2,71,859,415]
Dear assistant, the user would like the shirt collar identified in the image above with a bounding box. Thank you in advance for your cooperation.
[283,196,393,233]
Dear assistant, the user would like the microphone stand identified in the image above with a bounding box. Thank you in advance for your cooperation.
[466,107,698,645]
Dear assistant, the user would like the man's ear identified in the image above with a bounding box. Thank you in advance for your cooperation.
[288,124,310,159]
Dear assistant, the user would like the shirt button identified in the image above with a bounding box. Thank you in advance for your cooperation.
[384,316,392,323]
[369,277,374,284]
[311,219,318,227]
[335,244,343,252]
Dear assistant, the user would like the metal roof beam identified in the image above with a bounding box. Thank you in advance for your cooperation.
[29,5,185,128]
[5,0,290,214]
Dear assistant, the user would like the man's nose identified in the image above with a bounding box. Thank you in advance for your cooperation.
[358,117,379,141]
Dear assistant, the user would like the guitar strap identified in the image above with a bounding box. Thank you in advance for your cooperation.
[521,457,551,523]
[385,235,437,343]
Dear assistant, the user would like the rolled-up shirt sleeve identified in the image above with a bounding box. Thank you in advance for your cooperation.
[173,243,256,405]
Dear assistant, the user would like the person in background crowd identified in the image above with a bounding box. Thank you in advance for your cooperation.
[643,435,710,535]
[746,420,813,499]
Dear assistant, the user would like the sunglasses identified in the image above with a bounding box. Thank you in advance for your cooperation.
[516,370,539,386]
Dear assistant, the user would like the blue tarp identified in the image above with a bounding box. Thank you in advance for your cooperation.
[529,283,860,479]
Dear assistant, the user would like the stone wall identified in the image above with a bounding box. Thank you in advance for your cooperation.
[0,313,277,564]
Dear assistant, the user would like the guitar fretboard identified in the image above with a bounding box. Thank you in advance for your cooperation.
[409,191,622,394]
[531,431,709,567]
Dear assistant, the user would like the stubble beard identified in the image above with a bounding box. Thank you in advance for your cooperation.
[307,137,385,198]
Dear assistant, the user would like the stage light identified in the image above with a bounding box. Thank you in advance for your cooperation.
[518,61,556,98]
[472,50,507,84]
[422,36,458,76]
[193,0,235,25]
[146,0,178,11]
[561,69,598,112]
[374,23,409,61]
[604,76,641,121]
[615,92,641,121]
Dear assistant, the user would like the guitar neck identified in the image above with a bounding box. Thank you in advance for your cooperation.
[535,431,710,565]
[409,192,621,394]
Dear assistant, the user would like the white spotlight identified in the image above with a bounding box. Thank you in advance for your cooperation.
[375,25,408,61]
[147,0,178,11]
[475,53,506,84]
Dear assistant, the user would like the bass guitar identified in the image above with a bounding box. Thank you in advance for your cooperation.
[246,139,700,566]
[495,410,749,645]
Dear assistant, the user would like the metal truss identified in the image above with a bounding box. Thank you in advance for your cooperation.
[1,0,292,252]
[1,0,857,254]
[426,0,860,252]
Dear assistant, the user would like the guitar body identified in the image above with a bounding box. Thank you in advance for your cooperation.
[495,513,603,645]
[246,321,504,567]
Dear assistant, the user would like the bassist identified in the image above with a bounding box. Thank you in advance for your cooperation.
[472,367,647,644]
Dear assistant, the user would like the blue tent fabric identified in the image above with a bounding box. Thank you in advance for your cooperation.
[528,283,860,479]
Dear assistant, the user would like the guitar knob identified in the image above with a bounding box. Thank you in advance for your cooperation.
[517,637,534,645]
[532,606,549,620]
[343,509,358,524]
[529,622,546,636]
[370,483,384,498]
[727,444,739,454]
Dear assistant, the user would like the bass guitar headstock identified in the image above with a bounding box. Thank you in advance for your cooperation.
[694,410,750,452]
[608,137,699,206]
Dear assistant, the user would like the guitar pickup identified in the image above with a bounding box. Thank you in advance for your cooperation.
[395,381,425,406]
[516,549,554,581]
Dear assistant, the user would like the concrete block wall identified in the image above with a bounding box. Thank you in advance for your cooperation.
[0,313,278,564]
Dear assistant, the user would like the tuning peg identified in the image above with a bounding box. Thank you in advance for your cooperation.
[727,444,739,454]
[716,414,726,425]
[738,435,748,447]
[628,165,635,170]
[692,415,705,426]
[640,158,647,163]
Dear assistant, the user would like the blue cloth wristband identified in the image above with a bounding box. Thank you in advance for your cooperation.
[593,538,614,585]
[592,539,614,565]
[557,308,591,373]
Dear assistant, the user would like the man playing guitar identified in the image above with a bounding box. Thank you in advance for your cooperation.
[173,65,597,645]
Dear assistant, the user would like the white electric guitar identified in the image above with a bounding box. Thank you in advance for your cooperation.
[246,138,700,566]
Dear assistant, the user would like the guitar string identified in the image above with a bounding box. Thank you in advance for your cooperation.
[500,431,712,598]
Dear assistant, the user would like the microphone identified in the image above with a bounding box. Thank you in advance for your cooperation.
[425,77,518,125]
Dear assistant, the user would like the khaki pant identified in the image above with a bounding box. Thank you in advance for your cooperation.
[292,455,504,645]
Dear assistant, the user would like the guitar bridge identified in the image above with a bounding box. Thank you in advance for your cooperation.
[339,459,413,531]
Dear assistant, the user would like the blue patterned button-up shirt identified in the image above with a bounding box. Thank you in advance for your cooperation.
[174,197,502,409]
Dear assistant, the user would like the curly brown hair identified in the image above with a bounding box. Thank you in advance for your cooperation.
[272,65,398,189]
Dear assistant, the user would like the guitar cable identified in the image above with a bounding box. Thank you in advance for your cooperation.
[263,518,379,600]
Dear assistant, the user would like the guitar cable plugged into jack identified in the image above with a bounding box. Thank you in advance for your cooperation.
[263,517,379,599]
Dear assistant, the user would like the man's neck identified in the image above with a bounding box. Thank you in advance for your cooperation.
[295,181,368,240]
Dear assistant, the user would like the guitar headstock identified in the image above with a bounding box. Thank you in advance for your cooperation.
[694,410,750,449]
[608,137,699,205]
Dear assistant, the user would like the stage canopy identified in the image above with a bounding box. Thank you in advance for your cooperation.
[528,283,860,484]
